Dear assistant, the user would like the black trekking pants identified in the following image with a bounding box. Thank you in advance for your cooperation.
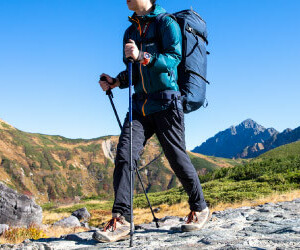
[112,101,207,221]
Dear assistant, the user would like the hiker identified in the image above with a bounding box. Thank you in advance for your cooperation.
[93,0,210,243]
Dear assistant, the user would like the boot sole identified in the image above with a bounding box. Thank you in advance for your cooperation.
[181,212,212,232]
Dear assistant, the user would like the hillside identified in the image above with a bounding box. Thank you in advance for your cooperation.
[257,140,300,160]
[0,119,235,203]
[134,141,300,209]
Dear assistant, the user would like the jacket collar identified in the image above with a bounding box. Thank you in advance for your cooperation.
[128,4,166,23]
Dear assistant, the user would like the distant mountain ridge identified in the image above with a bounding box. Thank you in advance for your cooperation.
[192,119,278,158]
[193,119,300,159]
[240,126,300,158]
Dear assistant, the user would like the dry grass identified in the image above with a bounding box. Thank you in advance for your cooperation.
[38,190,300,228]
[132,189,300,225]
[0,225,46,244]
[189,152,233,168]
[42,200,112,228]
[210,189,300,212]
[89,209,112,227]
[43,211,71,225]
[0,225,89,245]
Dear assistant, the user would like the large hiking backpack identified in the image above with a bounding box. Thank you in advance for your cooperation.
[156,8,209,114]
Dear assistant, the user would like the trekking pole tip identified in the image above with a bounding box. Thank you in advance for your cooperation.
[130,235,133,247]
[154,217,160,228]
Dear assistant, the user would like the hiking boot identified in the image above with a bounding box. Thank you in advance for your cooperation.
[181,207,211,232]
[92,213,131,243]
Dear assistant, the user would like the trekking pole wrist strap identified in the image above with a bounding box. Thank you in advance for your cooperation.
[137,51,144,62]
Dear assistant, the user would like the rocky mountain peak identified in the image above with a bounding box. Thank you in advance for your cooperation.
[283,128,292,134]
[267,127,278,136]
[238,119,265,134]
[192,119,279,158]
[240,118,258,128]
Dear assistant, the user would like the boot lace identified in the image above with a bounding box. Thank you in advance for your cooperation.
[103,217,124,232]
[186,211,198,224]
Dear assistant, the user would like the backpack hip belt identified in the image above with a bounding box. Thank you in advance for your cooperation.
[133,90,181,101]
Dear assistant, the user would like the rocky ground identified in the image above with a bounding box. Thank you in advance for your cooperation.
[1,198,300,249]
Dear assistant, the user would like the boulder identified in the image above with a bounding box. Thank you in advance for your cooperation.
[53,216,81,228]
[0,182,42,227]
[71,207,90,222]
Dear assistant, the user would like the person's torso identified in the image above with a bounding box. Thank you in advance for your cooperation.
[124,5,181,116]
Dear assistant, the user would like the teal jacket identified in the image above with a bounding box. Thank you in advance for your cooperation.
[117,4,182,116]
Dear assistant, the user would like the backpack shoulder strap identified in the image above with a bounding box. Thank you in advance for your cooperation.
[155,13,177,29]
[154,13,177,50]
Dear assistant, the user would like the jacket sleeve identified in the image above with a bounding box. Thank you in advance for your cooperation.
[117,27,139,89]
[116,70,128,89]
[147,16,182,72]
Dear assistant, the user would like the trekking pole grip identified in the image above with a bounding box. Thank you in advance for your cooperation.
[100,76,115,96]
[128,57,134,63]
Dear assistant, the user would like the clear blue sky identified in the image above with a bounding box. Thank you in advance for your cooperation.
[0,0,299,150]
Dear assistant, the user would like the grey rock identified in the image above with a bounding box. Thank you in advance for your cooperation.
[0,182,42,227]
[137,216,183,231]
[61,231,95,241]
[0,224,9,235]
[153,207,160,213]
[257,208,271,212]
[265,202,276,206]
[53,216,81,228]
[199,231,238,244]
[271,226,300,234]
[274,214,285,218]
[22,239,32,244]
[71,207,90,222]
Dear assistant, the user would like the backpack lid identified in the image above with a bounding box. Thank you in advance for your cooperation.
[174,9,208,43]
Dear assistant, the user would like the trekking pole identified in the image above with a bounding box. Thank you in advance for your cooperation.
[128,58,134,247]
[135,167,160,228]
[100,76,160,229]
[101,76,122,130]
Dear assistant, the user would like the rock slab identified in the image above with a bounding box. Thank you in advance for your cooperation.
[1,199,300,249]
[0,182,42,227]
[53,216,81,228]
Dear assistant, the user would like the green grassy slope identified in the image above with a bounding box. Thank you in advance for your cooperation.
[134,141,300,208]
[257,141,300,160]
